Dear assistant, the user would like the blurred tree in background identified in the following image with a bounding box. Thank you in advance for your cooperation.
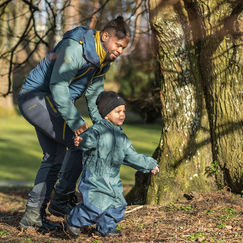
[117,33,161,123]
[0,0,160,122]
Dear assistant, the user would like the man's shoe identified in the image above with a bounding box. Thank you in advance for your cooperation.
[40,204,62,232]
[42,217,61,232]
[69,193,78,207]
[19,206,60,232]
[48,192,76,217]
[64,215,81,237]
[19,206,42,229]
[48,203,72,218]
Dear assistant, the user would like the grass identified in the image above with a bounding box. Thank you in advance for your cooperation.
[0,114,161,185]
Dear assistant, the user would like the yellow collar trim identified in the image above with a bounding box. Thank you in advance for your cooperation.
[94,31,107,65]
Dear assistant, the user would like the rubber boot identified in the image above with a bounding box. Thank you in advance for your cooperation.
[48,192,77,218]
[19,205,60,232]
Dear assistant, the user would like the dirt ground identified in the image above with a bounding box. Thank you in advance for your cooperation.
[0,186,242,243]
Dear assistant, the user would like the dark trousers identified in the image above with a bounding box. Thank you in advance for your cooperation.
[18,91,82,208]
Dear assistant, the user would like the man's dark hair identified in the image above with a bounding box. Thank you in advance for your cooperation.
[102,16,131,39]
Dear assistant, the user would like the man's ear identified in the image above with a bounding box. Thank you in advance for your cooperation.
[101,31,110,42]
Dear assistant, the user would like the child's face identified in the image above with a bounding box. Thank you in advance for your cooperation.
[105,105,126,126]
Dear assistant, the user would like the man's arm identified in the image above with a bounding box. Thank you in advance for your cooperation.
[49,39,87,132]
[85,76,104,124]
[76,126,98,151]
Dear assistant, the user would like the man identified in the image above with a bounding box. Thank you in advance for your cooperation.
[18,16,130,232]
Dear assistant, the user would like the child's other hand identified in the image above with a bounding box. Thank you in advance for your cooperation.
[74,135,83,147]
[151,166,159,175]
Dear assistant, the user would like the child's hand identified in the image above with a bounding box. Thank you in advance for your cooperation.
[74,135,83,147]
[151,166,159,175]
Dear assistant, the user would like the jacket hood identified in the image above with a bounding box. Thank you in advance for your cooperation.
[63,26,102,67]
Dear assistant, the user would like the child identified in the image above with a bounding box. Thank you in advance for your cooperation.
[65,91,159,237]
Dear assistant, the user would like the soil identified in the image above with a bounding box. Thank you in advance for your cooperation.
[0,186,242,243]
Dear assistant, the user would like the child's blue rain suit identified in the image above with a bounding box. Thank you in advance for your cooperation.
[68,119,158,235]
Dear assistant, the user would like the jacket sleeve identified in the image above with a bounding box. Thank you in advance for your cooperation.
[78,126,99,151]
[123,142,158,173]
[49,39,86,131]
[85,77,104,124]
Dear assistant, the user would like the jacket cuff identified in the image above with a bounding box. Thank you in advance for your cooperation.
[68,117,86,131]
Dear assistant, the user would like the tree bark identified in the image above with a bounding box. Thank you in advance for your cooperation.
[63,0,80,32]
[127,0,242,205]
[202,0,243,193]
[0,1,18,111]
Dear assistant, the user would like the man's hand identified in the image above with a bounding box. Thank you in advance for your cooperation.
[151,166,159,175]
[74,122,88,147]
[74,122,88,136]
[74,136,83,147]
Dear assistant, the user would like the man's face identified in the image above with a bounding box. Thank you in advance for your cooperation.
[105,105,126,126]
[101,32,130,61]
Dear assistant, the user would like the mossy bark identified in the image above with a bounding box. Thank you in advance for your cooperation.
[201,2,243,193]
[127,0,242,205]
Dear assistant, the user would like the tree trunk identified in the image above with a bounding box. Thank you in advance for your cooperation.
[89,0,99,29]
[0,1,17,112]
[198,0,243,193]
[127,0,242,205]
[63,0,81,32]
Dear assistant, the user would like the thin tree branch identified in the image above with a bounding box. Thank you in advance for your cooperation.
[0,0,12,8]
[20,0,39,11]
[3,2,37,97]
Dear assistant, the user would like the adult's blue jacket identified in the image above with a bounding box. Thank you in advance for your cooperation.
[21,26,109,131]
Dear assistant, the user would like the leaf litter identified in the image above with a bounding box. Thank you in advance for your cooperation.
[0,186,242,242]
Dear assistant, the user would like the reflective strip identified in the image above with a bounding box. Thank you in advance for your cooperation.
[27,104,38,110]
[94,73,106,79]
[71,67,95,82]
[63,121,66,140]
[89,69,98,85]
[46,96,57,113]
[98,62,109,74]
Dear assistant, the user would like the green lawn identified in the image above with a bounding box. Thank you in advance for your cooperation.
[0,115,161,185]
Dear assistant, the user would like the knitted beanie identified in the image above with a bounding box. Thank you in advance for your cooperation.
[96,91,126,118]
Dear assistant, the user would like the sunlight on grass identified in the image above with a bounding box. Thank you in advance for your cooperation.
[0,115,40,181]
[0,115,161,185]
